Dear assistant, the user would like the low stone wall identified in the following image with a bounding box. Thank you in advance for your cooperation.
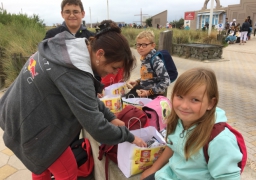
[172,43,223,61]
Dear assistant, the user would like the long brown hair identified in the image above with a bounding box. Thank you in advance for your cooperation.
[89,20,136,81]
[166,68,219,160]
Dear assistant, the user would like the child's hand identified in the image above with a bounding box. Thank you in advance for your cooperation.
[136,89,149,97]
[97,93,103,98]
[132,136,147,147]
[126,81,137,89]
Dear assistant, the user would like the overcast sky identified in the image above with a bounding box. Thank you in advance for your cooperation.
[1,0,240,26]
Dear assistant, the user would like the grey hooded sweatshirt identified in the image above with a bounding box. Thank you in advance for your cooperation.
[0,31,134,174]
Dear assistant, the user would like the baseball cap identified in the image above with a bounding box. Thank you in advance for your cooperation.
[233,19,236,21]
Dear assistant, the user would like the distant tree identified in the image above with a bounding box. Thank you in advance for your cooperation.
[145,17,152,27]
[171,18,184,28]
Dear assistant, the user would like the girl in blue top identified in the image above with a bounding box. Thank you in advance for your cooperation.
[141,67,242,180]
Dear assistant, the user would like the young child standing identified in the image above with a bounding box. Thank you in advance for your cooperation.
[126,30,170,99]
[141,68,242,180]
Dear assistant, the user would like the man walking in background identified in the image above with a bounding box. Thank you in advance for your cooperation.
[225,17,230,35]
[254,21,256,37]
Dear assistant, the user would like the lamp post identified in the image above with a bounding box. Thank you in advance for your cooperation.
[208,0,214,35]
[89,7,92,28]
[107,0,109,19]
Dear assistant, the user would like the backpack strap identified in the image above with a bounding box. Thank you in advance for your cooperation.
[150,51,163,71]
[203,122,226,163]
[203,122,247,173]
[225,124,247,173]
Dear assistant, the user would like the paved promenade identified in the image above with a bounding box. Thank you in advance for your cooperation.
[1,37,256,179]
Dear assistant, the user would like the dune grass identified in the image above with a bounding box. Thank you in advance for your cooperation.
[0,10,222,86]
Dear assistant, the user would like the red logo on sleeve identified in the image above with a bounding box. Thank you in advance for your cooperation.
[28,58,38,79]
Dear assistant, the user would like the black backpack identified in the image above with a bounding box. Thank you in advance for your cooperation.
[150,50,178,82]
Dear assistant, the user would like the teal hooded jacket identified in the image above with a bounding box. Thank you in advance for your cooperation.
[155,107,242,180]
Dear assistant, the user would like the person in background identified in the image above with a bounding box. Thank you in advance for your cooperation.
[125,30,170,99]
[184,25,190,30]
[225,26,237,44]
[235,23,241,31]
[247,16,252,27]
[205,22,209,29]
[141,68,242,180]
[101,68,124,88]
[166,22,169,29]
[0,21,146,180]
[247,16,252,40]
[248,26,252,40]
[235,29,241,44]
[224,17,230,35]
[44,0,94,40]
[230,19,237,27]
[254,21,256,37]
[202,25,207,31]
[240,18,250,45]
[43,0,100,81]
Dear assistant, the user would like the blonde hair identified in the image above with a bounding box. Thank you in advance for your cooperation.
[136,30,155,42]
[166,67,219,160]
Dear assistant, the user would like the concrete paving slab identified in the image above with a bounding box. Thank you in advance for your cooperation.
[5,169,31,180]
[0,165,17,180]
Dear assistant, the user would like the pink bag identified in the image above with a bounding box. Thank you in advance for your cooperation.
[142,96,171,131]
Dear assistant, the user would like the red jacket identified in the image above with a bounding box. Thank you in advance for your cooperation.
[101,69,124,88]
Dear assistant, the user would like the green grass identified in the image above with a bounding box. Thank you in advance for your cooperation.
[0,10,223,87]
[0,9,46,86]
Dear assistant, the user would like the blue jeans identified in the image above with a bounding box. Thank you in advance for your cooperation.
[225,36,237,43]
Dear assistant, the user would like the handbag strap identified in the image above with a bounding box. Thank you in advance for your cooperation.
[105,155,110,180]
[98,145,111,180]
[128,113,148,128]
[128,117,141,129]
[98,144,105,160]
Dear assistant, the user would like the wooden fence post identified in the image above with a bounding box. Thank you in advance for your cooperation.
[158,30,173,54]
[157,30,173,97]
